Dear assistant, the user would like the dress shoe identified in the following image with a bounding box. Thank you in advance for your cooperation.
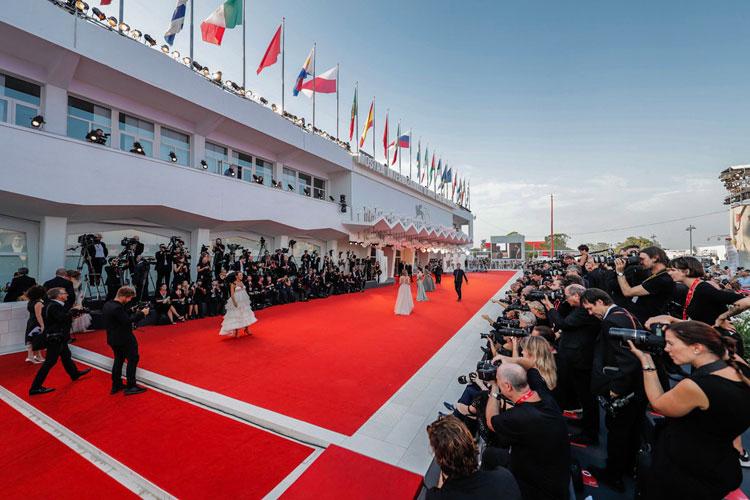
[443,402,456,412]
[110,385,125,395]
[72,368,92,381]
[587,465,625,492]
[124,386,147,396]
[29,387,55,396]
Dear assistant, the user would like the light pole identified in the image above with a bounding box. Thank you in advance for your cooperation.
[686,225,696,255]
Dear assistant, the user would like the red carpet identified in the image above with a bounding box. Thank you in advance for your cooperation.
[74,272,515,435]
[281,445,423,500]
[0,400,135,500]
[0,354,314,499]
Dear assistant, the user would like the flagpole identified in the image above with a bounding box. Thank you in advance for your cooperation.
[281,17,285,113]
[372,97,376,158]
[409,131,412,180]
[119,0,124,25]
[189,0,194,62]
[355,82,359,153]
[398,121,402,175]
[336,63,339,139]
[312,42,316,130]
[242,0,246,90]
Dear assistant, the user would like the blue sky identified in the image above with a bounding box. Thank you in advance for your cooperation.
[100,0,750,249]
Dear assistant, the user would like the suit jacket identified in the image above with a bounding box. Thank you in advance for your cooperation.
[42,276,75,310]
[547,306,601,369]
[591,306,643,397]
[43,300,72,340]
[453,269,468,285]
[102,300,144,347]
[3,275,36,302]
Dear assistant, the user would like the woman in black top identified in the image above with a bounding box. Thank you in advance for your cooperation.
[629,321,750,499]
[24,285,46,364]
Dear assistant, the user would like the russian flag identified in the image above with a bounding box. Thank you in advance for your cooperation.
[300,65,338,97]
[397,132,410,148]
[293,47,315,97]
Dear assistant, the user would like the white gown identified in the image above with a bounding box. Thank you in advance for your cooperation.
[220,283,258,335]
[394,276,414,315]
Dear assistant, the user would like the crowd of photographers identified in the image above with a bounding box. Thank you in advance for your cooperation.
[426,245,750,499]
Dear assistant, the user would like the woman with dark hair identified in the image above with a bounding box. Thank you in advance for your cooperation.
[219,271,257,337]
[24,285,46,364]
[614,245,675,323]
[426,415,521,499]
[628,321,750,499]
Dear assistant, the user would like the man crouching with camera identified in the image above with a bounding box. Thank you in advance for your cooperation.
[102,286,149,395]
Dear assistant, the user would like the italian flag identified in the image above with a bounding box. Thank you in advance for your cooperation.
[201,0,243,46]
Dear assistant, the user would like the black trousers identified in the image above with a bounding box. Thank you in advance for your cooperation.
[155,268,170,290]
[110,340,139,388]
[30,337,79,390]
[455,284,463,300]
[435,273,442,284]
[605,395,646,477]
[558,358,599,439]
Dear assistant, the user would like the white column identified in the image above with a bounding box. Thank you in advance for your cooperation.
[39,216,67,281]
[189,228,211,278]
[193,134,206,169]
[277,235,289,251]
[375,248,387,283]
[42,85,68,136]
[326,239,338,258]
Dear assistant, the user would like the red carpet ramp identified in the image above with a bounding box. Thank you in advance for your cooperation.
[0,354,314,499]
[281,445,423,500]
[74,272,515,435]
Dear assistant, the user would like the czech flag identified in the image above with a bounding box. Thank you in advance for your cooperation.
[300,66,338,97]
[201,0,243,46]
[293,47,315,97]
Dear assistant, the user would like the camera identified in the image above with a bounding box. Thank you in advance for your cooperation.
[608,324,667,355]
[476,360,500,381]
[492,318,520,329]
[526,289,564,302]
[78,233,96,245]
[504,303,530,312]
[121,237,137,247]
[226,243,242,252]
[597,393,636,418]
[128,301,151,313]
[493,327,530,338]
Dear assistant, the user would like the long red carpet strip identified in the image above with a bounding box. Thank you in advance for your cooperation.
[281,445,423,500]
[0,354,314,499]
[74,272,515,435]
[0,399,135,500]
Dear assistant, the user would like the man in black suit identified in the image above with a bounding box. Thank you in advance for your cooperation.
[452,263,469,301]
[154,244,172,289]
[434,263,443,284]
[104,258,123,301]
[83,234,108,285]
[43,268,75,310]
[543,284,601,445]
[3,267,36,302]
[102,286,149,395]
[132,256,150,301]
[29,288,91,395]
[581,288,646,492]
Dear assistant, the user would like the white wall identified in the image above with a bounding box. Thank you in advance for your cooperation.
[0,302,28,352]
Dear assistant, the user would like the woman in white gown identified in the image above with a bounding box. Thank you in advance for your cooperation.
[416,268,428,302]
[220,272,258,337]
[68,270,93,334]
[394,270,414,315]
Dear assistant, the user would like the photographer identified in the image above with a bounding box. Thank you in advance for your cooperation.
[102,286,149,395]
[104,257,123,301]
[628,321,750,499]
[484,362,571,500]
[542,284,601,445]
[426,415,521,499]
[581,288,645,491]
[154,244,172,289]
[132,255,150,301]
[29,288,92,395]
[614,246,675,324]
[83,233,108,285]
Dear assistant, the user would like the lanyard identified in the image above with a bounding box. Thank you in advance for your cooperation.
[682,279,701,320]
[515,390,536,405]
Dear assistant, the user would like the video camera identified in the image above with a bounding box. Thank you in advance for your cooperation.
[608,324,667,355]
[77,233,97,246]
[590,250,640,267]
[121,237,138,247]
[128,301,151,313]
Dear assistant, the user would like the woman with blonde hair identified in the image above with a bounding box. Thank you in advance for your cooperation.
[494,335,558,390]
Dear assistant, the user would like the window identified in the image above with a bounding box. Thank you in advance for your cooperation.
[119,113,154,156]
[255,158,273,187]
[232,150,253,182]
[0,229,29,295]
[0,73,41,128]
[282,167,297,192]
[67,96,112,145]
[205,142,228,175]
[160,127,190,166]
[313,177,326,200]
[298,172,312,197]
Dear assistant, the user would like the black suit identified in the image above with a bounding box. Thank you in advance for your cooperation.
[133,260,150,300]
[548,305,601,440]
[102,300,145,389]
[453,269,468,300]
[3,274,36,302]
[29,301,81,390]
[154,251,172,289]
[42,276,75,310]
[591,305,646,479]
[83,241,108,285]
[434,265,442,284]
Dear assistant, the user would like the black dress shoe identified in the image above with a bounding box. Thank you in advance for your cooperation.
[72,368,92,381]
[29,387,55,396]
[110,385,125,395]
[443,402,456,412]
[587,465,625,492]
[124,386,147,396]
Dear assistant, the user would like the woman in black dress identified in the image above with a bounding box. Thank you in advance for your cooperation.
[629,321,750,499]
[24,285,46,364]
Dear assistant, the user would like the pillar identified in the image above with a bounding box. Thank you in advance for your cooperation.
[326,239,338,259]
[189,228,210,278]
[39,216,67,281]
[193,134,206,169]
[277,235,289,251]
[375,247,387,283]
[42,85,68,136]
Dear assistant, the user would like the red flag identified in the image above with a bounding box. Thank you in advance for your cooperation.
[382,112,389,159]
[100,0,112,4]
[257,24,282,75]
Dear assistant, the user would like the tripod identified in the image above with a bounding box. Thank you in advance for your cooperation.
[71,244,106,301]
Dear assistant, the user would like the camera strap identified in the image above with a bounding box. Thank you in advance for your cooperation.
[514,389,536,405]
[682,279,701,320]
[690,360,728,379]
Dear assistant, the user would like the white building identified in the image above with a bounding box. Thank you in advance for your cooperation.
[0,0,473,292]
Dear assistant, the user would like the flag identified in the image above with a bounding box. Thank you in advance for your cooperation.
[359,99,374,148]
[383,112,389,159]
[429,153,435,184]
[257,24,282,75]
[293,47,315,96]
[164,0,187,45]
[452,172,458,200]
[300,66,338,97]
[100,0,112,5]
[391,123,400,165]
[348,86,358,142]
[436,158,442,185]
[416,141,421,181]
[201,0,243,46]
[422,146,428,183]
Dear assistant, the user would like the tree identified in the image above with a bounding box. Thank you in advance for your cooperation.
[544,233,571,251]
[580,242,611,252]
[506,231,523,237]
[615,236,656,252]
